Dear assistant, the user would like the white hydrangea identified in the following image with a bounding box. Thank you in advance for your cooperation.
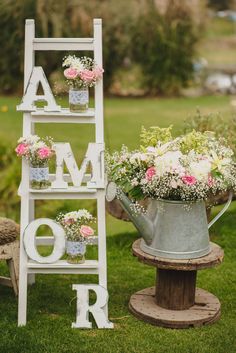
[154,151,183,177]
[189,159,211,181]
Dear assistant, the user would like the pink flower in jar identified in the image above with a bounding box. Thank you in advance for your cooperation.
[80,225,94,238]
[64,68,79,79]
[182,175,197,185]
[93,66,104,80]
[79,69,95,83]
[15,143,29,156]
[37,147,52,159]
[145,166,156,181]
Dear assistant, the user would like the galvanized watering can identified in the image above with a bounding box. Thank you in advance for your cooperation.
[106,182,232,260]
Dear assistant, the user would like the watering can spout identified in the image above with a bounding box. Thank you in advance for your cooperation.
[116,189,154,245]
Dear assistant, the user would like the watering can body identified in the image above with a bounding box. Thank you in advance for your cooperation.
[140,199,210,259]
[106,183,232,260]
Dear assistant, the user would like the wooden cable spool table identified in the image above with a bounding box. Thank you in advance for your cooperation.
[129,239,224,329]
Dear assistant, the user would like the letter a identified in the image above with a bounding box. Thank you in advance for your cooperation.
[17,66,61,112]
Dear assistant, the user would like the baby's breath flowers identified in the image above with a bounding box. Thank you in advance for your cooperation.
[106,127,236,204]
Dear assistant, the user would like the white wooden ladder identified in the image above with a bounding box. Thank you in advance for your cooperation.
[18,18,107,326]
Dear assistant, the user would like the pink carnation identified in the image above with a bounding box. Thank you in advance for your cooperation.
[182,175,197,185]
[64,68,79,79]
[93,66,104,80]
[37,147,52,159]
[208,174,214,187]
[15,143,29,156]
[79,69,95,83]
[80,225,94,238]
[145,166,156,181]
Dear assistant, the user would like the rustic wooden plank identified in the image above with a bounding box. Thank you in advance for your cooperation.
[129,287,221,329]
[132,239,224,271]
[156,269,197,310]
[0,240,19,295]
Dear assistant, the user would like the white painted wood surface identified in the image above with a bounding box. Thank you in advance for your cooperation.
[72,285,114,329]
[18,19,108,326]
[23,218,65,263]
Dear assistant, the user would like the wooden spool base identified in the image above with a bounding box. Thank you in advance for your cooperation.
[129,286,221,329]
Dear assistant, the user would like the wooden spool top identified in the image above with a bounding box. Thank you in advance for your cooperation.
[132,239,224,271]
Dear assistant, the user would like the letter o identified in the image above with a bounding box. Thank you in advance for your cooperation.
[23,218,65,263]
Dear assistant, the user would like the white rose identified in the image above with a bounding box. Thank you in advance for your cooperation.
[155,151,183,177]
[189,159,211,181]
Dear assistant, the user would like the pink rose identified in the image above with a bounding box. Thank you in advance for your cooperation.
[79,69,95,83]
[208,174,214,187]
[80,225,94,238]
[145,166,156,181]
[64,68,79,79]
[182,175,197,185]
[15,143,29,156]
[37,147,52,159]
[93,66,104,80]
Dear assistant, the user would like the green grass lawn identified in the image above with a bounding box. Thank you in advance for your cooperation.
[0,96,236,353]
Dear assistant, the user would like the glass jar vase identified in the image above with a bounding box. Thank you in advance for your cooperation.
[66,240,86,264]
[30,162,50,190]
[69,87,89,113]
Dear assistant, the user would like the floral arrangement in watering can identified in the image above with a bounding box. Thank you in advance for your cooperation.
[106,126,236,260]
[62,55,104,113]
[56,209,96,264]
[15,135,54,190]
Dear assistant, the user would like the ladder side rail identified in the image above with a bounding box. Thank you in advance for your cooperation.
[18,19,35,326]
[93,20,107,299]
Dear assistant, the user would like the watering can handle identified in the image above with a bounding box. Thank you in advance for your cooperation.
[208,191,233,229]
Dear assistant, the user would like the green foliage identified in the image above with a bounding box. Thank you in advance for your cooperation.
[0,0,36,93]
[0,0,201,95]
[0,0,135,94]
[140,125,173,148]
[0,139,21,219]
[179,129,213,154]
[184,109,236,156]
[132,0,200,95]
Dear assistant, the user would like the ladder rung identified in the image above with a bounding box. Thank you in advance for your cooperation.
[33,38,94,51]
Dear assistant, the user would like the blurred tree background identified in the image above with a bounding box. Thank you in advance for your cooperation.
[1,0,236,96]
[0,0,206,96]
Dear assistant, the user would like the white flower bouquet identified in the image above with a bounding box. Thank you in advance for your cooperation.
[106,126,236,203]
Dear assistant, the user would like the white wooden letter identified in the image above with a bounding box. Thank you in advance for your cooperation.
[23,218,65,263]
[72,284,114,329]
[51,142,105,189]
[17,66,61,112]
